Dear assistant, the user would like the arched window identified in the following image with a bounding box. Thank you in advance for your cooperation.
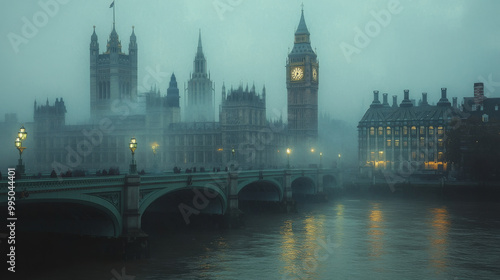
[370,127,375,136]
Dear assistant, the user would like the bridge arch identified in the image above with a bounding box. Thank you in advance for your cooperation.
[238,179,283,202]
[291,176,316,195]
[139,184,227,218]
[9,195,122,237]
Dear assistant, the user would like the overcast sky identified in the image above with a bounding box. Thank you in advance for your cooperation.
[1,0,500,126]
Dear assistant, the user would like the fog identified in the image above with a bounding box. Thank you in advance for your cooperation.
[1,0,500,170]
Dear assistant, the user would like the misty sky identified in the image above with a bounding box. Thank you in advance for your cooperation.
[1,0,500,127]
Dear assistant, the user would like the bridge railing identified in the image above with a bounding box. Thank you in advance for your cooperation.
[0,176,126,194]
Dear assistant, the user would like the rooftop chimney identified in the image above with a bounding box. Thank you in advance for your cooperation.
[382,93,389,107]
[392,95,398,108]
[452,97,458,108]
[370,90,383,108]
[421,92,428,106]
[437,87,451,107]
[474,82,484,105]
[400,89,413,107]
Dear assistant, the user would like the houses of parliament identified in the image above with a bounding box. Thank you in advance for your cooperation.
[26,9,320,173]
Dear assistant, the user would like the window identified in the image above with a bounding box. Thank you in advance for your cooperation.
[394,127,400,136]
[386,127,391,135]
[482,114,489,123]
[438,139,443,147]
[378,127,383,136]
[429,126,434,135]
[438,152,444,161]
[420,152,425,159]
[378,151,384,160]
[403,126,408,135]
[420,126,425,135]
[370,127,375,136]
[412,152,417,159]
[387,139,392,147]
[420,137,425,147]
[395,140,400,147]
[437,126,444,135]
[411,126,417,136]
[403,141,408,147]
[370,152,375,161]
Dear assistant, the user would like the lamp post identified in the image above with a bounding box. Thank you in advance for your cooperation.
[129,137,138,174]
[319,152,323,169]
[15,125,28,175]
[151,142,159,170]
[231,147,235,160]
[338,153,342,169]
[286,148,291,169]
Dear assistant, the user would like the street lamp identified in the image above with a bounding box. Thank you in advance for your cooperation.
[15,125,28,175]
[231,147,235,160]
[151,142,159,170]
[286,148,292,168]
[319,152,323,169]
[129,137,138,174]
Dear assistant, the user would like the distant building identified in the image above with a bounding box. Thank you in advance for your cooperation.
[185,31,214,122]
[89,24,138,120]
[286,8,319,153]
[30,14,313,173]
[358,88,466,175]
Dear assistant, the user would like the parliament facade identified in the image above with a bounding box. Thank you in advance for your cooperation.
[29,10,317,174]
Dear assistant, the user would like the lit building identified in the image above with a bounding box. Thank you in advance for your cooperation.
[358,88,466,174]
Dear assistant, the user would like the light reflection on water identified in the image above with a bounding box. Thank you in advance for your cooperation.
[28,199,500,280]
[368,203,385,259]
[428,207,450,274]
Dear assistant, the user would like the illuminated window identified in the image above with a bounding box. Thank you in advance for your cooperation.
[378,127,383,136]
[482,114,489,123]
[370,152,375,161]
[437,126,444,135]
[429,126,434,135]
[412,152,417,159]
[420,152,425,159]
[370,127,375,136]
[438,139,443,147]
[387,139,392,147]
[394,127,400,136]
[411,126,417,136]
[403,126,408,135]
[420,137,425,147]
[379,151,384,160]
[438,152,444,160]
[420,126,425,135]
[386,127,391,135]
[395,140,400,147]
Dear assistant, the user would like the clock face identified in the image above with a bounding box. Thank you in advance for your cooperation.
[312,67,318,81]
[291,67,304,81]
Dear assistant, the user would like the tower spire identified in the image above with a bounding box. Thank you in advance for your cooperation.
[197,29,203,55]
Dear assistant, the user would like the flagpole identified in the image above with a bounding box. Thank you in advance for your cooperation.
[113,1,115,26]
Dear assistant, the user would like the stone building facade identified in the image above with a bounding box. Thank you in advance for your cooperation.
[358,88,466,174]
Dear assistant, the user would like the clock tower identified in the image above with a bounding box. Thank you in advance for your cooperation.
[287,8,319,150]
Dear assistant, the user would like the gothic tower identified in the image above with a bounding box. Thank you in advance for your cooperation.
[286,8,319,149]
[186,30,214,122]
[89,24,138,120]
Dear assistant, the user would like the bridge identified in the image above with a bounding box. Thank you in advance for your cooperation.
[0,169,341,241]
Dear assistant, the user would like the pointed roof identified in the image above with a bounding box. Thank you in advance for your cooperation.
[295,9,310,35]
[197,29,203,55]
[130,26,136,41]
[91,25,98,41]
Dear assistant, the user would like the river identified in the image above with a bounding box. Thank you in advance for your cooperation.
[14,196,500,279]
